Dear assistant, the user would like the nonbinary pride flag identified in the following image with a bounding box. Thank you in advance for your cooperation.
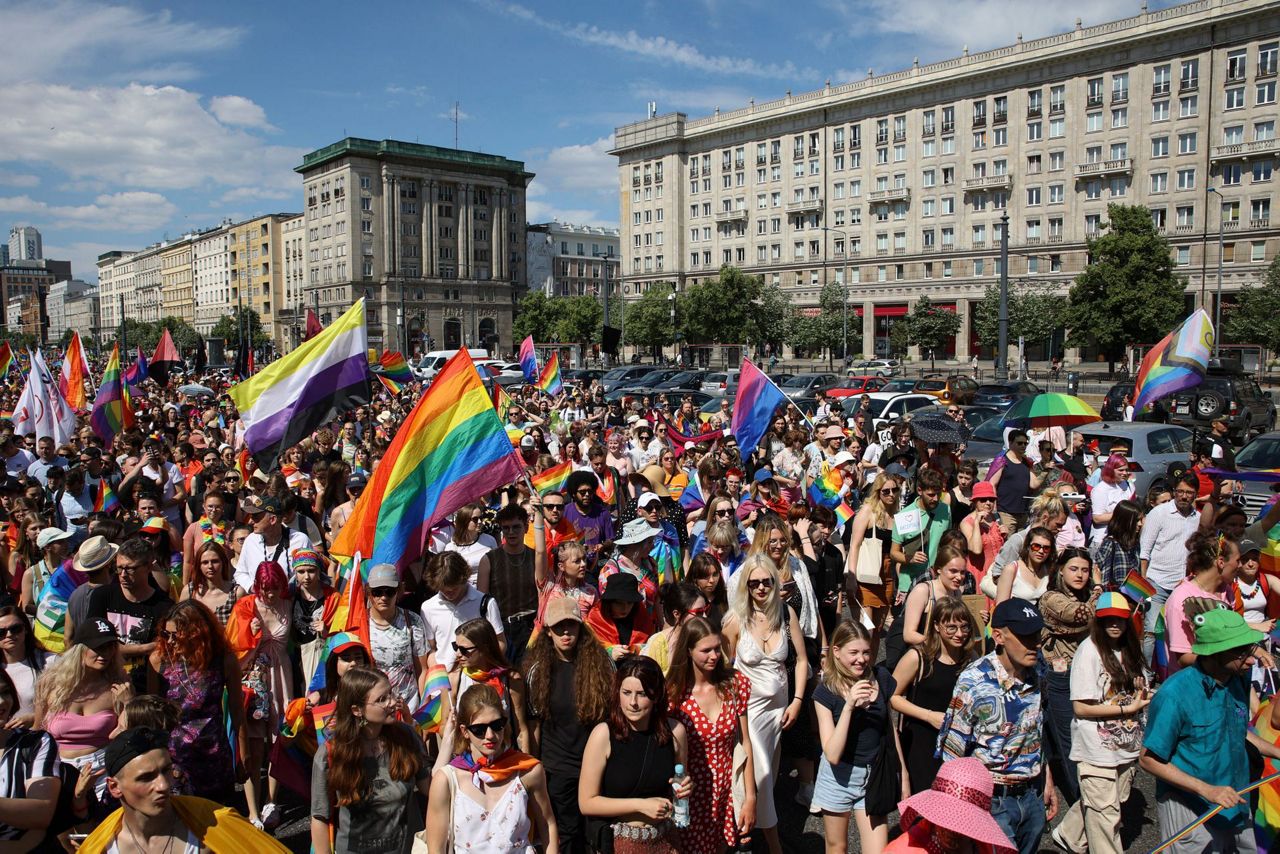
[228,300,371,472]
[730,358,788,455]
[330,349,524,571]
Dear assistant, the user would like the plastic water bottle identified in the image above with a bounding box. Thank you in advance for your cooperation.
[672,764,690,828]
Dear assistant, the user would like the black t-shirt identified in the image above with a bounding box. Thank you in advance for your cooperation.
[813,666,895,766]
[305,449,341,473]
[537,656,593,775]
[86,584,173,690]
[805,542,845,606]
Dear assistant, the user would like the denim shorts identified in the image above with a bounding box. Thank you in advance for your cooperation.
[812,758,871,814]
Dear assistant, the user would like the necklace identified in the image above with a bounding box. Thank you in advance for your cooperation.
[197,517,227,545]
[123,810,178,854]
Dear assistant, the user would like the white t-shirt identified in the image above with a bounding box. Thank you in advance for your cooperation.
[3,449,34,477]
[1069,637,1144,766]
[234,528,314,592]
[420,586,505,671]
[138,461,185,528]
[369,608,429,708]
[1088,480,1135,546]
[2,655,48,719]
[442,534,499,587]
[861,443,884,485]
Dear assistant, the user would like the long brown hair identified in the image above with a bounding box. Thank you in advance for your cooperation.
[452,618,510,673]
[523,621,612,725]
[607,656,673,746]
[453,683,505,757]
[916,596,978,680]
[191,540,231,595]
[326,667,423,806]
[666,616,735,707]
[1088,611,1145,695]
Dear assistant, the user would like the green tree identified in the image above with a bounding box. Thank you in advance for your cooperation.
[972,282,1067,349]
[785,283,847,365]
[1065,204,1186,370]
[625,285,677,353]
[210,307,269,350]
[553,296,603,350]
[512,292,560,343]
[681,266,764,346]
[1222,255,1280,355]
[155,317,201,356]
[753,280,794,355]
[903,296,962,370]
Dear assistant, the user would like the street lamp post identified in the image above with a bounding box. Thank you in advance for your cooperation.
[996,211,1010,382]
[1207,186,1224,359]
[668,288,678,366]
[821,226,851,366]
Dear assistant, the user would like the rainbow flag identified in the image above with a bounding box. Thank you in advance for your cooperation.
[519,335,539,384]
[0,342,12,378]
[1133,308,1215,413]
[59,332,90,410]
[1152,607,1170,681]
[493,383,514,421]
[505,424,525,446]
[413,692,447,735]
[1121,570,1157,604]
[94,479,121,514]
[730,358,788,455]
[1253,700,1280,852]
[537,352,563,395]
[807,462,843,508]
[834,501,855,530]
[377,350,413,394]
[330,350,524,570]
[89,343,134,449]
[531,460,572,495]
[33,565,87,654]
[229,300,371,472]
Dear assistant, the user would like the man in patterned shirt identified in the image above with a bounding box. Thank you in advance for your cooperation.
[937,597,1059,854]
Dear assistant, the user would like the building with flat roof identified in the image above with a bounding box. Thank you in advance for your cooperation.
[297,137,532,356]
[47,278,98,344]
[8,226,42,262]
[526,222,621,300]
[612,0,1280,360]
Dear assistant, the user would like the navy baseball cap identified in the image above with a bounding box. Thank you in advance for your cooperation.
[991,598,1044,634]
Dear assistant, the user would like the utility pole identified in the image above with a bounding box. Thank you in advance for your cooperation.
[601,253,610,367]
[1208,186,1224,359]
[119,294,126,354]
[996,211,1010,382]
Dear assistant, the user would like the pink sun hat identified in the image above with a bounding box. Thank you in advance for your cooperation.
[896,757,1016,854]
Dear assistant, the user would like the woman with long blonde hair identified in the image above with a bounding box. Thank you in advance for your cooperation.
[721,555,807,854]
[846,473,900,643]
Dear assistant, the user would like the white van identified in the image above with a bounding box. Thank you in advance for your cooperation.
[414,349,490,380]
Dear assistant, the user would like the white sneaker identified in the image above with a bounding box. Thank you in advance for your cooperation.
[1049,825,1074,853]
[260,802,281,831]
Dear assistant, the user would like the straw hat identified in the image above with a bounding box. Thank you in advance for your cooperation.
[897,757,1016,853]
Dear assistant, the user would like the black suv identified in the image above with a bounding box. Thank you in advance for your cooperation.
[1163,359,1276,441]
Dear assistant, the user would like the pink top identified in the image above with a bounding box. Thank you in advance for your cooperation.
[1163,577,1230,674]
[45,709,117,753]
[535,577,599,628]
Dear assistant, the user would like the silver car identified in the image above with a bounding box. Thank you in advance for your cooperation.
[1234,431,1280,520]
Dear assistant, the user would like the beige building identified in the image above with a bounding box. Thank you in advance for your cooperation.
[297,138,532,356]
[160,239,194,325]
[192,223,231,337]
[279,213,307,351]
[226,213,299,354]
[612,0,1280,360]
[526,222,621,299]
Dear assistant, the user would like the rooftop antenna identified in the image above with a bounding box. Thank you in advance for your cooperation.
[648,101,657,119]
[453,101,460,149]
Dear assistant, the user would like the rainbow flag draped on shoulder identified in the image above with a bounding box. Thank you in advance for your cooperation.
[1132,308,1215,413]
[330,349,525,570]
[228,300,371,472]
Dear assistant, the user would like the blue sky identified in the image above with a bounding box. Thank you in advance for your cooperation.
[0,0,1172,282]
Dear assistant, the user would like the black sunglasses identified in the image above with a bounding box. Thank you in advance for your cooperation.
[463,717,508,738]
[369,587,398,598]
[0,625,25,638]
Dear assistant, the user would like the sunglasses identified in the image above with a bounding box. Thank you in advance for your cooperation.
[337,649,366,662]
[452,642,476,656]
[160,629,179,642]
[543,503,565,510]
[747,578,774,590]
[687,605,710,616]
[714,509,734,517]
[0,625,24,638]
[1028,543,1052,553]
[369,587,398,598]
[549,621,579,636]
[463,718,508,738]
[947,409,960,415]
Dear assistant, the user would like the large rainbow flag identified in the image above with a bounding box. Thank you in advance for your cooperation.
[730,358,788,455]
[330,349,525,570]
[228,300,371,472]
[1132,308,1215,413]
[807,462,844,508]
[59,332,91,410]
[89,343,134,449]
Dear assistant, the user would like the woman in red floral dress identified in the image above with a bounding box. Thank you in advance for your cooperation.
[667,616,757,853]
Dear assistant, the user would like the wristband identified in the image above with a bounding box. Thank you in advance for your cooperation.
[793,695,803,701]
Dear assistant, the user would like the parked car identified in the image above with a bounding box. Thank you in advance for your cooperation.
[701,369,741,397]
[960,405,1005,431]
[1100,381,1167,423]
[877,378,923,395]
[601,366,656,392]
[779,373,840,400]
[914,374,980,406]
[827,375,887,399]
[1163,360,1276,442]
[848,359,900,377]
[563,368,606,386]
[631,369,685,388]
[962,417,1009,471]
[1073,423,1195,500]
[972,380,1044,408]
[654,370,710,390]
[862,392,942,441]
[1234,431,1280,519]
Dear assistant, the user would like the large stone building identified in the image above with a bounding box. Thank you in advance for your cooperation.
[297,138,532,356]
[192,223,232,338]
[0,259,71,340]
[225,213,301,354]
[526,222,621,300]
[160,239,195,326]
[8,226,42,262]
[47,278,98,344]
[612,0,1280,360]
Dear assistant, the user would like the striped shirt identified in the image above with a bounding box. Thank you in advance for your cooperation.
[0,728,61,840]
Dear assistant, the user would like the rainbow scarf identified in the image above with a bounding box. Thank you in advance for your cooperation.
[449,749,540,791]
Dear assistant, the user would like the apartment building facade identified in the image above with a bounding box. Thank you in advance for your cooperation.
[192,224,231,338]
[160,239,195,326]
[612,0,1280,360]
[297,138,532,356]
[526,222,621,299]
[225,213,299,353]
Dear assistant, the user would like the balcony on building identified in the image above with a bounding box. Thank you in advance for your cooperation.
[922,123,936,137]
[715,208,749,223]
[962,174,1014,193]
[1210,138,1280,163]
[993,110,1007,125]
[1153,81,1171,97]
[785,197,824,215]
[868,187,911,204]
[1074,158,1134,179]
[1252,217,1272,228]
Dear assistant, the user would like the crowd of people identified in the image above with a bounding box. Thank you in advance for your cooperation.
[0,359,1277,854]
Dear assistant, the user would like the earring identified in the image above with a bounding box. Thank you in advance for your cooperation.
[357,716,366,728]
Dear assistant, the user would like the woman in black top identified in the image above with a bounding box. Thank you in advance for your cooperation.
[523,598,613,854]
[580,655,691,854]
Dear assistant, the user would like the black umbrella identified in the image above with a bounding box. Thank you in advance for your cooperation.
[908,413,968,445]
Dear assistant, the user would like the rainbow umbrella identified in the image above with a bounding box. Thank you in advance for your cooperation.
[1001,392,1101,429]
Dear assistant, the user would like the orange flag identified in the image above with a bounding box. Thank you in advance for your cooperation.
[59,332,89,410]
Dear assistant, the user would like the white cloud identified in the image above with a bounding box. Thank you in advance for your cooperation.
[0,191,178,232]
[627,82,757,113]
[385,85,431,106]
[477,0,815,80]
[0,171,39,188]
[42,240,122,284]
[0,83,304,195]
[208,95,276,131]
[0,0,241,85]
[528,136,616,197]
[525,198,615,227]
[438,107,473,122]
